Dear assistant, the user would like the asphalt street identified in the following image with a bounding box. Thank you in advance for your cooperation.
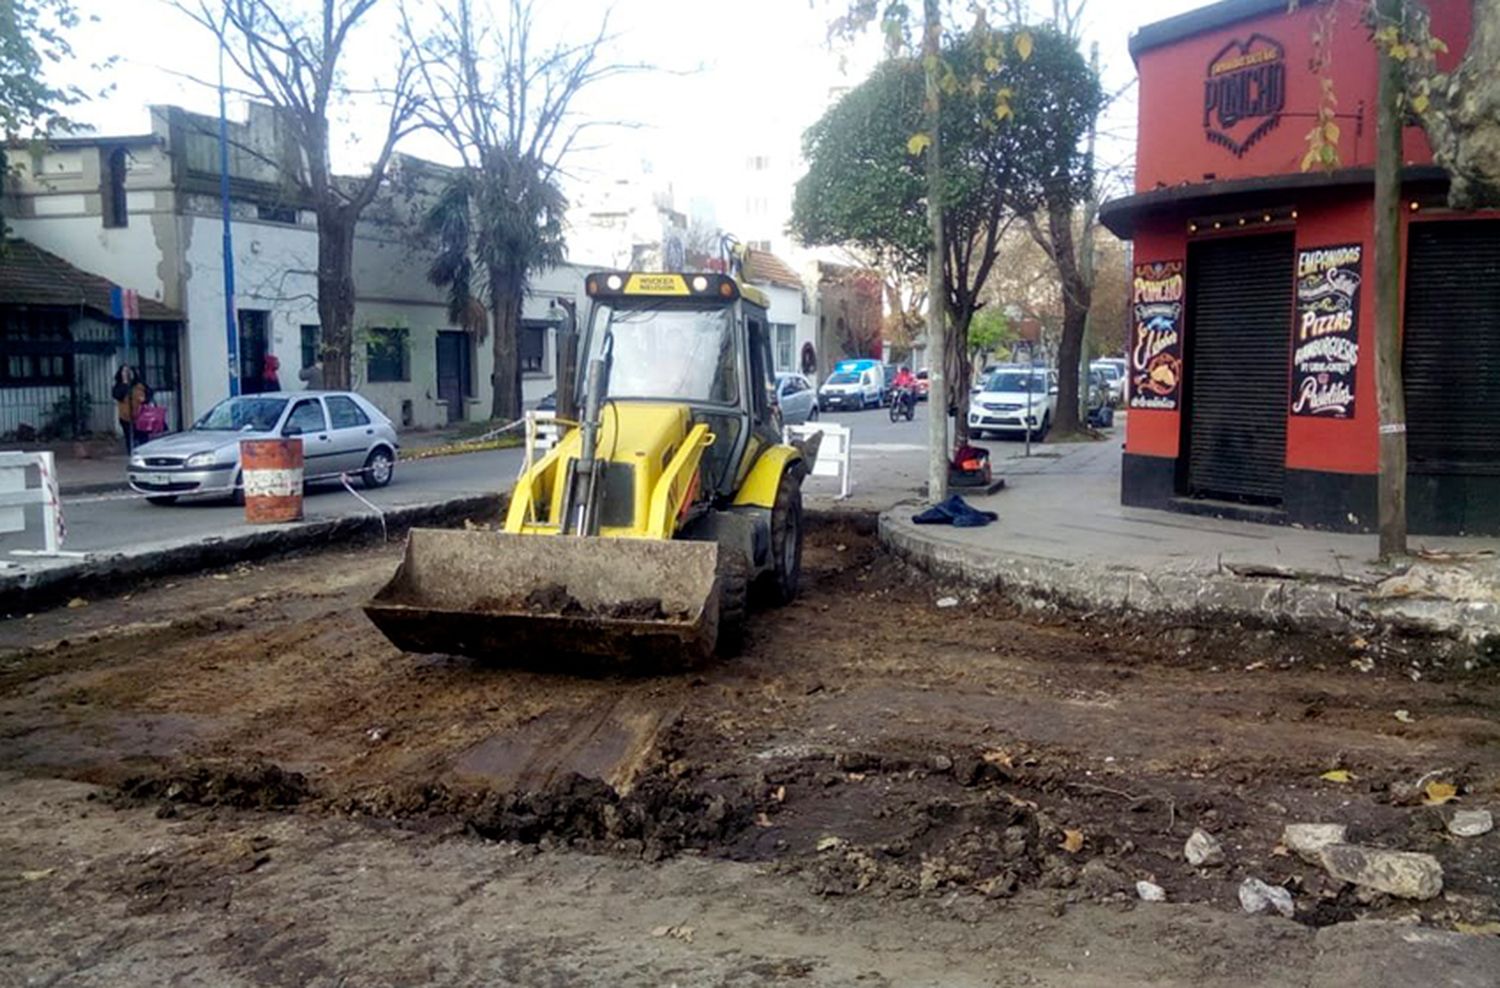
[15,399,1108,558]
[39,447,527,558]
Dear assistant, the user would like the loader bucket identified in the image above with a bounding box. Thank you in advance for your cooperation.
[364,529,721,668]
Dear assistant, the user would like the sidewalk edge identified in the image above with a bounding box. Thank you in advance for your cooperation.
[878,510,1500,645]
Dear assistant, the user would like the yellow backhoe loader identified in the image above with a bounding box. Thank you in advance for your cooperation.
[364,271,817,667]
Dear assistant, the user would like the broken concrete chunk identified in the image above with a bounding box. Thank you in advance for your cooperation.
[1446,809,1494,838]
[1318,844,1443,900]
[1136,880,1167,902]
[1239,877,1295,918]
[1184,828,1225,867]
[1283,823,1348,864]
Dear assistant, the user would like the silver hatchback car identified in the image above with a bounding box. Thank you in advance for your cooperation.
[127,391,399,505]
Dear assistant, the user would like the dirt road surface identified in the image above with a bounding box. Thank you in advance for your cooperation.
[3,516,1499,986]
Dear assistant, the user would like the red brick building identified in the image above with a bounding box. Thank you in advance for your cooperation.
[1103,0,1498,534]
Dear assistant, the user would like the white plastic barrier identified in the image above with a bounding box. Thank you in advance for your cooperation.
[526,410,562,457]
[786,422,852,500]
[0,451,82,565]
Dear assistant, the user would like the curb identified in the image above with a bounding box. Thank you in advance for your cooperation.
[60,481,129,496]
[0,493,504,616]
[878,510,1500,645]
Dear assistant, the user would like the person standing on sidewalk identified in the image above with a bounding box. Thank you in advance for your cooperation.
[263,353,282,392]
[111,365,152,452]
[299,359,324,390]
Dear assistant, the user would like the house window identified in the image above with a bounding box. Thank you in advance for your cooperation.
[102,147,128,228]
[258,204,298,224]
[0,311,72,384]
[774,323,795,371]
[131,323,180,394]
[366,327,409,382]
[520,321,548,374]
[300,325,320,370]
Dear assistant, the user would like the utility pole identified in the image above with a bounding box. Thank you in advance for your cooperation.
[1374,0,1407,559]
[923,0,949,503]
[1077,41,1101,425]
[218,28,240,397]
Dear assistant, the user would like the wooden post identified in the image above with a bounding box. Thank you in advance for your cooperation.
[1374,0,1408,560]
[923,0,949,503]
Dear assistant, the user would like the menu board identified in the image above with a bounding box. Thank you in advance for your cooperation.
[1129,261,1184,411]
[1291,244,1362,418]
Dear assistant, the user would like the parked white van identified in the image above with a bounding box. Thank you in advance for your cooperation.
[818,359,883,411]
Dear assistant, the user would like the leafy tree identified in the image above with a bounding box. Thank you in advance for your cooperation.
[403,0,631,421]
[793,25,1099,443]
[1298,0,1500,209]
[967,307,1014,365]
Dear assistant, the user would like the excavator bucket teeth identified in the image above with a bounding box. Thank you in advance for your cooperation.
[364,529,721,668]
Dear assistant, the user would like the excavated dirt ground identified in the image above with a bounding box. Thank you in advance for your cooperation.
[3,515,1500,985]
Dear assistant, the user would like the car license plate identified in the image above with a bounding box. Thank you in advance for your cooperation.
[141,472,172,486]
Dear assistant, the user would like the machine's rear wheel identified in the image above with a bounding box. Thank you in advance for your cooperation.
[717,550,749,654]
[761,468,804,606]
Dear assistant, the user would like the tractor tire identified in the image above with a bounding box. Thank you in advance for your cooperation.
[717,548,750,655]
[758,468,804,607]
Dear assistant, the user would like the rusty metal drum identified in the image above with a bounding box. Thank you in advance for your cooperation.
[240,438,304,523]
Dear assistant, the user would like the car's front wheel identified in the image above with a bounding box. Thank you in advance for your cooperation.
[362,447,395,489]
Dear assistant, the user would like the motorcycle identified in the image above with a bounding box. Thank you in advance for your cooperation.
[888,386,916,422]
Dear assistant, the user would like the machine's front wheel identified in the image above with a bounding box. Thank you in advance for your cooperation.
[763,468,804,606]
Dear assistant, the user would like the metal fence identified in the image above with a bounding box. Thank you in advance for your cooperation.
[0,315,182,441]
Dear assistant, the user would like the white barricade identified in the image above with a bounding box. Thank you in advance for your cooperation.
[786,422,852,500]
[0,451,83,565]
[527,410,562,458]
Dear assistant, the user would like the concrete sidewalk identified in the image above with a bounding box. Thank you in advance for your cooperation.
[878,438,1500,643]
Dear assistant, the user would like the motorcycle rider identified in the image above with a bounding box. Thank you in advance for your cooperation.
[891,365,917,416]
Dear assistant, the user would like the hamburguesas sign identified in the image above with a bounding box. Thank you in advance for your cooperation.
[1292,244,1363,418]
[1129,261,1184,412]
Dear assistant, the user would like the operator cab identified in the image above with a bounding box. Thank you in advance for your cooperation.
[582,271,780,499]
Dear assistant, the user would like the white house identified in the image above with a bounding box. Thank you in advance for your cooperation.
[2,102,591,436]
[741,249,818,383]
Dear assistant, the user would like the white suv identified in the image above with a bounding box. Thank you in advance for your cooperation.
[968,366,1057,440]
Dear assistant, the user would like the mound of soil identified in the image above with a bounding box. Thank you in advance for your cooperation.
[349,770,760,860]
[117,762,313,811]
[474,587,683,621]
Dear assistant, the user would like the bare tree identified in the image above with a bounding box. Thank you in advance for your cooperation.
[172,0,421,389]
[402,0,635,421]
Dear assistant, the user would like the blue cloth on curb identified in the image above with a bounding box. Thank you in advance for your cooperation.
[911,495,998,528]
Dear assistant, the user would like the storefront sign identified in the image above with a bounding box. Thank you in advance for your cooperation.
[1129,261,1184,411]
[1292,244,1362,418]
[1203,34,1286,157]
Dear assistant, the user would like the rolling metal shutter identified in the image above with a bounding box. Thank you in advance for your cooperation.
[1185,234,1294,504]
[1403,220,1500,473]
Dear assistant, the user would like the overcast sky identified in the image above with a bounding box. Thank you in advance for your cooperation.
[59,0,1206,219]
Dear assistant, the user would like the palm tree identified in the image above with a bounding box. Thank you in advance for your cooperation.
[425,149,568,421]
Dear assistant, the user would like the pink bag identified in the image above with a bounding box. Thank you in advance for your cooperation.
[134,404,167,435]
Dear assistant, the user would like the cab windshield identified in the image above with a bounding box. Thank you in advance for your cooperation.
[588,302,739,404]
[983,371,1046,393]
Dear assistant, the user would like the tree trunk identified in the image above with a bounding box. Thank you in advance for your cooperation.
[490,267,524,422]
[922,0,949,503]
[1375,0,1408,559]
[950,309,974,448]
[1047,195,1092,435]
[316,205,358,390]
